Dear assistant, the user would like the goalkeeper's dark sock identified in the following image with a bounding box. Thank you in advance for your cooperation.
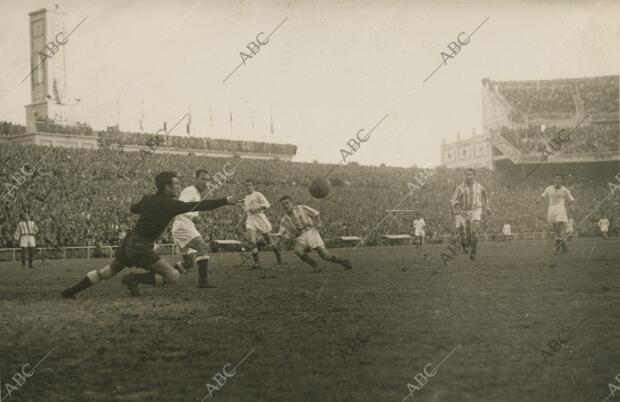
[134,272,156,285]
[63,276,94,297]
[328,255,346,266]
[299,253,318,268]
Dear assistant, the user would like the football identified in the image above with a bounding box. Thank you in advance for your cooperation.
[309,176,331,199]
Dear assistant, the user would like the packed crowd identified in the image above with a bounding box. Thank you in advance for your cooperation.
[578,75,619,115]
[491,75,618,116]
[1,143,617,249]
[495,123,620,155]
[0,122,26,136]
[498,80,575,114]
[97,130,297,155]
[34,118,94,136]
[2,119,297,156]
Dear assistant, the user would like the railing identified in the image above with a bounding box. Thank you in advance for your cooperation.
[0,231,596,262]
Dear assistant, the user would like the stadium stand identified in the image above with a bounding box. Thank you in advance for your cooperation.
[483,75,619,163]
[0,121,27,136]
[96,129,297,155]
[3,120,296,156]
[493,75,618,116]
[0,143,617,250]
[497,79,576,115]
[492,124,619,155]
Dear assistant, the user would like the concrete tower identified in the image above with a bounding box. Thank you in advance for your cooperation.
[25,6,76,132]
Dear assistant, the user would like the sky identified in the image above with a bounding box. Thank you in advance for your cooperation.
[0,0,618,168]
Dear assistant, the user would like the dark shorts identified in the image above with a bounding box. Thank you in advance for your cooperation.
[114,232,160,268]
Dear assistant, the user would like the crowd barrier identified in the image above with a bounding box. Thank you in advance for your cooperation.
[0,231,595,262]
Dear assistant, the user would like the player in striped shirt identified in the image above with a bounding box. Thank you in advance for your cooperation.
[276,196,351,272]
[450,168,489,260]
[15,213,38,268]
[540,173,574,254]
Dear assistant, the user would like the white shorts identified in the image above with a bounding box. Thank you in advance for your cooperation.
[547,206,568,224]
[455,208,482,228]
[415,229,425,237]
[19,235,36,248]
[296,228,325,251]
[600,227,609,233]
[246,214,272,234]
[171,221,201,255]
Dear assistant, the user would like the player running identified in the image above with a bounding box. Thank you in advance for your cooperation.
[413,214,426,248]
[61,171,241,299]
[171,169,214,288]
[541,173,575,255]
[242,179,282,270]
[276,195,351,272]
[450,168,489,260]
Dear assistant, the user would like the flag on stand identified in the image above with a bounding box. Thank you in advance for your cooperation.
[139,98,144,132]
[270,113,274,134]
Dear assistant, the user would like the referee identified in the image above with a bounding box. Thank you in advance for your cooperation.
[15,213,38,268]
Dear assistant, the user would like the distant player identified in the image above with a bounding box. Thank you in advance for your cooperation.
[171,169,213,288]
[276,195,351,272]
[15,213,38,268]
[541,173,575,255]
[502,223,512,241]
[598,216,610,240]
[61,172,241,299]
[450,168,489,260]
[242,180,282,270]
[413,214,425,248]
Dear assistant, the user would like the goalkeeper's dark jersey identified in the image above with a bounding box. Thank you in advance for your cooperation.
[130,192,228,242]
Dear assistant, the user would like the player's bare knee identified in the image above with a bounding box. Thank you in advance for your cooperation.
[87,263,124,284]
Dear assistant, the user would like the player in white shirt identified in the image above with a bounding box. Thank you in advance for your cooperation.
[540,173,575,255]
[413,215,425,248]
[502,223,512,241]
[598,217,610,240]
[242,180,282,270]
[171,170,214,287]
[15,213,38,268]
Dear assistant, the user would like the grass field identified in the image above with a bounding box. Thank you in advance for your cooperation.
[0,238,619,402]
